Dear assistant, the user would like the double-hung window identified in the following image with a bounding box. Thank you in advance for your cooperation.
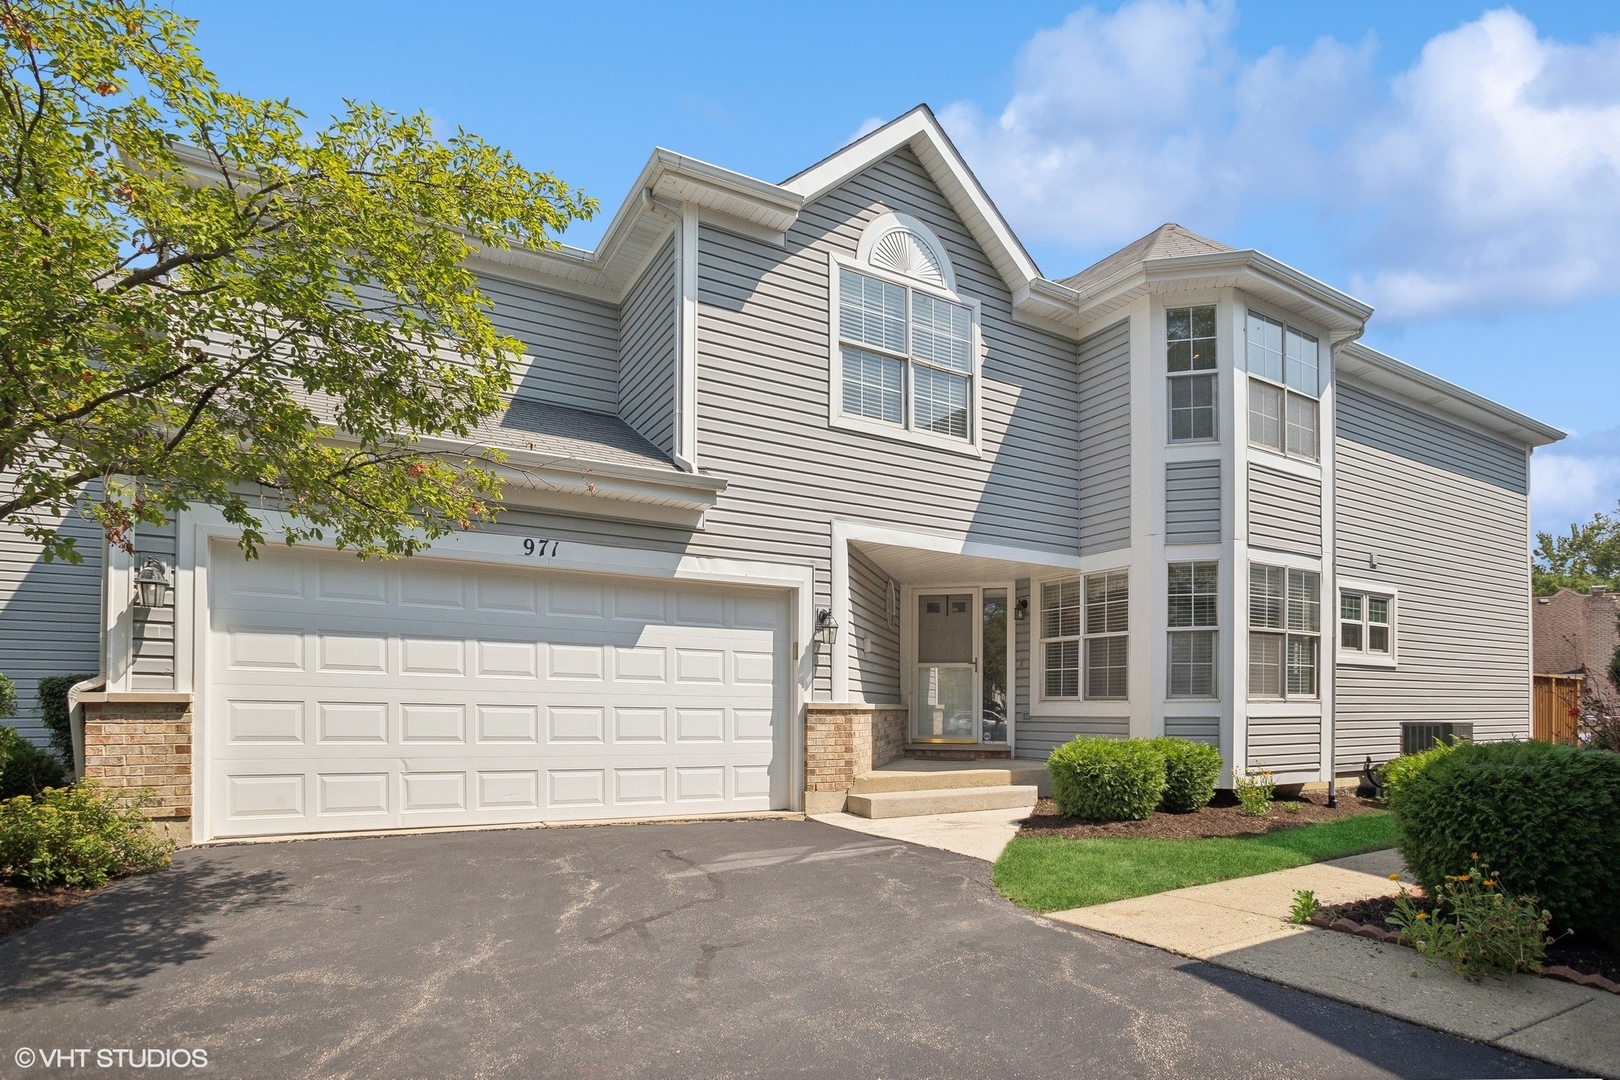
[1249,564,1320,698]
[1246,311,1319,459]
[838,267,975,442]
[1167,562,1217,698]
[1083,570,1129,700]
[1340,590,1394,659]
[1040,578,1082,699]
[1167,306,1217,441]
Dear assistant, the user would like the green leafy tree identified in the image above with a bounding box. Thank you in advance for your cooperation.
[0,0,595,562]
[1533,506,1620,596]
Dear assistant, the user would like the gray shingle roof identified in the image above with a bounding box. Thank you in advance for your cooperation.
[468,398,675,471]
[1060,224,1232,294]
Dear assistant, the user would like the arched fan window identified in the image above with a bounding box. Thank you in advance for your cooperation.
[856,212,956,292]
[868,227,947,289]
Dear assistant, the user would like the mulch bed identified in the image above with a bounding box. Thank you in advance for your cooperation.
[1315,893,1620,992]
[0,882,94,938]
[1017,789,1384,841]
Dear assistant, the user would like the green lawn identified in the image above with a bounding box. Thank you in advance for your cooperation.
[993,812,1396,913]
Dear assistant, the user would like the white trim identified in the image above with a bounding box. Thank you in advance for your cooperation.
[856,212,958,293]
[782,107,1043,296]
[1335,578,1400,669]
[674,204,700,471]
[181,506,815,842]
[1338,342,1563,448]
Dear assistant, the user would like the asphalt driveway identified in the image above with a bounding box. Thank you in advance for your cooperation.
[0,819,1572,1079]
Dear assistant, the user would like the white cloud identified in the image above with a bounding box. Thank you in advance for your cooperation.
[940,2,1620,320]
[1531,429,1620,534]
[850,116,887,141]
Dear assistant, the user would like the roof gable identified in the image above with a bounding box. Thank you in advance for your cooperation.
[782,106,1044,301]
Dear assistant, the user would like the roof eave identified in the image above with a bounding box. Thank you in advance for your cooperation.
[1337,343,1565,447]
[1068,250,1374,340]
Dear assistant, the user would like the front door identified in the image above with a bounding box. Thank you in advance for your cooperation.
[913,588,1011,744]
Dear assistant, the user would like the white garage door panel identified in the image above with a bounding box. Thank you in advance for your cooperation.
[206,545,790,838]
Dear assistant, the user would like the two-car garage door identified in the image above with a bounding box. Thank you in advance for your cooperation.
[204,544,790,839]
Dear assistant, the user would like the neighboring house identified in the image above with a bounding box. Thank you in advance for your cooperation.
[1535,587,1620,713]
[0,106,1563,843]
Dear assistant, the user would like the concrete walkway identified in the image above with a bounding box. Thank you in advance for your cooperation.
[1049,849,1620,1079]
[810,806,1026,862]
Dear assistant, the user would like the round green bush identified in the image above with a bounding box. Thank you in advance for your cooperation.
[1150,738,1222,813]
[1047,736,1166,821]
[1390,740,1620,937]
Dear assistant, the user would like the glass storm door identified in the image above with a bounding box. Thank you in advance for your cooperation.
[915,593,976,742]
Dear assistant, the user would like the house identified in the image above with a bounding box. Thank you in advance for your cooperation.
[0,106,1563,842]
[1535,587,1620,715]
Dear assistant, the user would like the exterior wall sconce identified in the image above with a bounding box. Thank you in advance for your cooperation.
[1014,598,1029,621]
[133,557,172,608]
[814,608,839,646]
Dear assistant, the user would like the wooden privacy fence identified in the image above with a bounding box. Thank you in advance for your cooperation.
[1533,673,1583,744]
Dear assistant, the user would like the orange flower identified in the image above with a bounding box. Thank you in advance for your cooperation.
[1415,912,1429,920]
[1471,852,1479,859]
[1388,873,1400,881]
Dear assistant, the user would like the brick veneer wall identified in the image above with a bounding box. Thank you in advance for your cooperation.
[804,703,908,813]
[82,699,192,839]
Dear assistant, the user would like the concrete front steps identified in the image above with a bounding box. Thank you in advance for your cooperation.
[844,758,1046,819]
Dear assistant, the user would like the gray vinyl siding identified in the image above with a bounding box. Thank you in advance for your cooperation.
[483,272,621,415]
[1246,716,1321,773]
[688,147,1081,697]
[128,519,178,691]
[848,546,900,703]
[1016,715,1129,759]
[1247,464,1323,556]
[1078,320,1131,555]
[1166,716,1219,745]
[1338,383,1527,492]
[0,483,103,747]
[617,237,678,454]
[1333,382,1531,768]
[1165,460,1221,544]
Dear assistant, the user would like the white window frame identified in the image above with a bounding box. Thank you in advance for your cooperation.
[1038,576,1083,701]
[1083,569,1129,701]
[1167,560,1218,700]
[1244,309,1320,462]
[1337,578,1398,668]
[828,252,984,457]
[1166,304,1219,444]
[1247,562,1321,701]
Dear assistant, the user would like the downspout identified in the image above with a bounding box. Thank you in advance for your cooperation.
[65,536,112,778]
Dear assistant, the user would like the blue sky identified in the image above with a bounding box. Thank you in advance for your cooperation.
[175,1,1620,536]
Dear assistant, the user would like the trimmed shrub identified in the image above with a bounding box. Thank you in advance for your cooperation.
[0,727,66,800]
[1379,739,1460,802]
[36,673,92,768]
[1151,737,1221,813]
[1390,739,1620,937]
[0,779,172,888]
[1048,737,1166,821]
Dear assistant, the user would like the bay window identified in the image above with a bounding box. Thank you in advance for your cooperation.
[1246,311,1319,460]
[1167,306,1217,441]
[1168,561,1217,698]
[1249,564,1320,698]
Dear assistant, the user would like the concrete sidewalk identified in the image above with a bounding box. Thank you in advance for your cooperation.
[1049,849,1620,1079]
[810,806,1027,862]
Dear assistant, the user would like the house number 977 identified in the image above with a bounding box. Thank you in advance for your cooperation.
[523,538,560,558]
